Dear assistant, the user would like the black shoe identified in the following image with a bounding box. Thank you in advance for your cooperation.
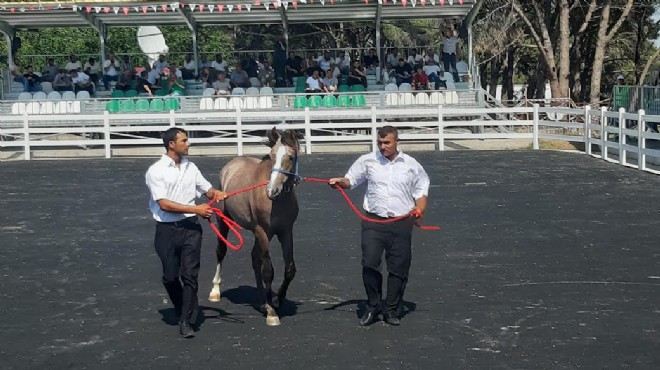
[358,311,379,327]
[383,311,400,326]
[179,321,195,338]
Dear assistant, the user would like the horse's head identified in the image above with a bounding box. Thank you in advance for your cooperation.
[265,127,303,200]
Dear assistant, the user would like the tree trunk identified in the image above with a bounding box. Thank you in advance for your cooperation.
[503,45,516,101]
[557,0,570,98]
[489,56,502,99]
[639,47,660,86]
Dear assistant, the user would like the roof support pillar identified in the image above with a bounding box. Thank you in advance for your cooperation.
[77,11,106,62]
[178,6,199,76]
[375,4,382,69]
[0,21,16,67]
[99,23,107,63]
[465,0,483,84]
[279,6,290,55]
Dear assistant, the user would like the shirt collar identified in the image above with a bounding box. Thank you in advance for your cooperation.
[376,149,405,163]
[160,154,188,167]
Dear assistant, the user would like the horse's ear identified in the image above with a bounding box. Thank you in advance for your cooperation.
[293,130,305,140]
[265,126,279,147]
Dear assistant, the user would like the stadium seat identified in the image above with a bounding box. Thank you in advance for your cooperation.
[385,83,398,92]
[228,97,244,110]
[136,99,150,112]
[351,94,366,107]
[17,92,32,101]
[151,99,165,112]
[430,91,445,105]
[214,97,229,110]
[32,91,47,100]
[111,90,125,98]
[260,87,274,95]
[293,96,307,109]
[400,92,414,105]
[105,100,120,113]
[399,83,412,91]
[76,91,91,100]
[416,93,430,105]
[322,95,337,108]
[386,92,400,106]
[232,87,246,96]
[53,101,68,114]
[39,102,54,115]
[337,95,351,107]
[249,77,261,88]
[308,95,323,109]
[456,61,468,75]
[120,99,136,112]
[246,87,260,95]
[155,89,169,97]
[47,91,61,100]
[40,82,53,93]
[199,97,214,110]
[61,91,76,100]
[245,97,259,110]
[337,85,350,93]
[124,90,138,98]
[202,88,216,96]
[165,98,180,111]
[26,102,40,114]
[349,85,365,92]
[11,102,25,115]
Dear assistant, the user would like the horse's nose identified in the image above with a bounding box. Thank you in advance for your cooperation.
[267,187,280,200]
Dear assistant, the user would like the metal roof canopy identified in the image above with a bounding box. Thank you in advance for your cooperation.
[0,0,479,76]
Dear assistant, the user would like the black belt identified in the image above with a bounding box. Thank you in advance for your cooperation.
[159,216,199,227]
[443,52,455,55]
[365,212,406,220]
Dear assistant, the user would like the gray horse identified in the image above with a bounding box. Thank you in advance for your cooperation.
[209,127,302,326]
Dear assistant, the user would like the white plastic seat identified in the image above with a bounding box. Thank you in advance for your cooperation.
[415,93,430,105]
[259,87,274,95]
[430,91,445,105]
[40,102,54,115]
[245,96,259,110]
[456,61,469,74]
[386,92,400,106]
[11,102,25,115]
[445,80,456,90]
[228,96,244,110]
[400,92,414,105]
[53,101,68,114]
[249,77,261,88]
[47,91,62,100]
[12,82,25,92]
[214,97,229,110]
[398,83,412,91]
[258,96,273,109]
[231,87,246,96]
[17,92,32,101]
[26,102,41,114]
[61,91,76,100]
[202,88,216,96]
[76,91,91,100]
[199,97,214,110]
[384,83,398,92]
[32,91,47,100]
[40,81,53,93]
[245,87,259,96]
[67,100,81,113]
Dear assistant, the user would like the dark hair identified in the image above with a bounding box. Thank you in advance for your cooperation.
[162,127,187,149]
[377,125,398,139]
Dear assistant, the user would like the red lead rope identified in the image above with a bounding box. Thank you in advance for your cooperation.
[206,177,440,251]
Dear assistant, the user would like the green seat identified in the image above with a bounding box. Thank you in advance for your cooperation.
[136,99,150,112]
[293,95,307,109]
[337,85,350,93]
[105,100,120,113]
[155,89,169,97]
[337,95,351,107]
[130,80,137,90]
[110,90,125,98]
[350,85,365,92]
[308,95,323,109]
[165,98,180,111]
[322,95,337,108]
[351,94,366,107]
[120,99,135,112]
[150,99,165,112]
[124,89,138,98]
[295,76,306,89]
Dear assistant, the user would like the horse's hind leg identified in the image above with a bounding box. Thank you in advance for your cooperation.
[209,218,229,302]
[252,226,279,326]
[273,229,296,309]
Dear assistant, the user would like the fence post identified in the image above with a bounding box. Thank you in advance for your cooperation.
[304,107,312,155]
[103,111,111,159]
[584,105,591,155]
[22,111,30,160]
[236,105,243,156]
[437,105,444,151]
[532,104,539,150]
[600,107,608,161]
[638,109,646,171]
[618,107,625,165]
[169,110,176,127]
[371,106,378,151]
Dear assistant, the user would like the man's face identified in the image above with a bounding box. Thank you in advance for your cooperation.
[377,133,398,158]
[169,132,190,156]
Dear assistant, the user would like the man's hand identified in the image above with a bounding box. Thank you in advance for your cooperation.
[410,207,425,218]
[194,204,214,219]
[328,177,350,190]
[206,188,227,203]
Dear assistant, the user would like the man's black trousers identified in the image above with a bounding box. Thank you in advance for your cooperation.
[361,216,414,315]
[154,217,202,324]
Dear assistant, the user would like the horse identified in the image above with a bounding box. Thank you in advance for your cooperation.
[208,127,302,326]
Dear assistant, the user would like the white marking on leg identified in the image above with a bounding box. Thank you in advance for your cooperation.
[209,263,222,302]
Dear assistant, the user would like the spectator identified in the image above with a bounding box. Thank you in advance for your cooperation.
[258,60,275,87]
[305,69,322,93]
[424,48,440,65]
[613,75,630,112]
[137,70,160,96]
[320,69,338,94]
[441,26,460,82]
[273,35,287,86]
[363,48,380,74]
[305,60,323,78]
[10,59,25,85]
[116,70,134,92]
[167,73,185,96]
[336,52,351,75]
[407,49,423,69]
[394,58,413,86]
[213,71,232,95]
[120,55,135,75]
[381,62,397,85]
[230,65,250,88]
[182,54,196,80]
[41,58,59,83]
[386,48,401,68]
[70,70,94,95]
[65,54,82,72]
[145,64,160,85]
[153,54,168,74]
[198,66,211,88]
[423,60,442,89]
[412,66,430,91]
[53,69,73,92]
[348,59,367,88]
[84,57,102,89]
[23,65,42,92]
[198,53,211,69]
[168,65,183,79]
[211,54,227,73]
[319,52,332,72]
[285,52,302,85]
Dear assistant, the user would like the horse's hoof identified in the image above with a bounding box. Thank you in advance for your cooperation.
[266,316,281,326]
[272,296,281,309]
[208,292,221,302]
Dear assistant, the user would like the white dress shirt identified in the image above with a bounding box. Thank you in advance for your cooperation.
[306,76,321,90]
[145,155,213,222]
[345,150,430,218]
[441,36,459,54]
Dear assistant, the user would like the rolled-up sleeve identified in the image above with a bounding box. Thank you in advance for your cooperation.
[146,169,168,201]
[411,163,430,199]
[345,156,367,189]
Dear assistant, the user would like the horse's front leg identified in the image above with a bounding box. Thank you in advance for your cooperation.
[273,229,296,309]
[252,226,279,326]
[209,217,229,302]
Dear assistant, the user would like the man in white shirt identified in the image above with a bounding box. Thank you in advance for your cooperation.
[153,54,169,74]
[103,52,121,90]
[441,26,460,82]
[182,53,197,80]
[145,127,226,338]
[211,54,227,73]
[69,70,94,95]
[64,54,82,72]
[305,69,322,93]
[423,60,442,89]
[329,126,430,327]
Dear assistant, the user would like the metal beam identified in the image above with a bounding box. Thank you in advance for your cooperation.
[279,6,290,54]
[177,6,199,76]
[375,4,382,73]
[76,10,107,62]
[0,21,16,67]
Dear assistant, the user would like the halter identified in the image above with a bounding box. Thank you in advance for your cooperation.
[270,150,302,186]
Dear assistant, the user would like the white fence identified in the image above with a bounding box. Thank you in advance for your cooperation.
[1,104,660,175]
